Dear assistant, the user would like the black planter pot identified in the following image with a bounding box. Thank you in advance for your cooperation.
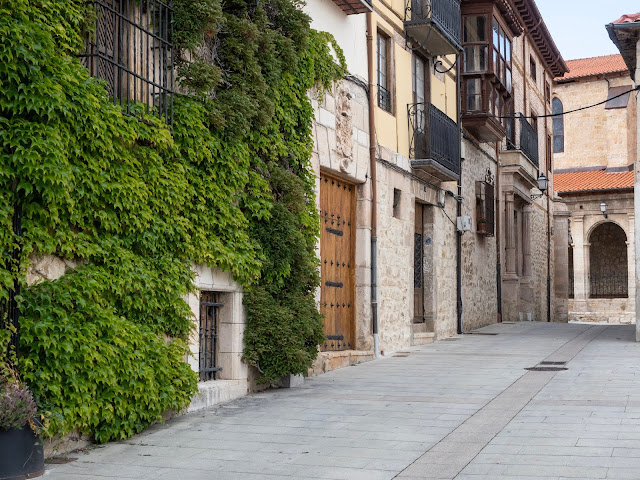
[0,425,44,479]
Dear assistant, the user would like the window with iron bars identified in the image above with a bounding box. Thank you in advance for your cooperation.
[199,292,222,381]
[475,180,494,236]
[80,0,174,125]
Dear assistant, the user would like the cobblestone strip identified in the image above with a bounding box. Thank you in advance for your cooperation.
[394,326,606,480]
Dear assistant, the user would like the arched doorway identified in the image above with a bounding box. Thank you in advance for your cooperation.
[589,222,628,298]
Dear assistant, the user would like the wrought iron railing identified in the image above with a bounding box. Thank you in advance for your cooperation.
[506,114,539,167]
[80,0,174,125]
[589,273,628,299]
[409,103,461,176]
[404,0,462,47]
[378,85,391,112]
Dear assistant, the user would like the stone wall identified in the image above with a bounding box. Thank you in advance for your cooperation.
[569,298,635,324]
[554,74,636,171]
[374,154,457,351]
[460,138,498,331]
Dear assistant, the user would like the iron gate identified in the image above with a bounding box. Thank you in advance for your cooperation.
[199,292,222,381]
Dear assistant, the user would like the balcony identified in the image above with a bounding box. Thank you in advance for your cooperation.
[404,0,462,56]
[409,103,461,182]
[501,114,539,189]
[330,0,372,15]
[506,114,539,168]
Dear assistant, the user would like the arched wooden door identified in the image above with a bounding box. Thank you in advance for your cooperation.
[319,173,356,351]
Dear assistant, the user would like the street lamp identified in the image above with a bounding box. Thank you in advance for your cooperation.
[600,201,608,219]
[531,174,549,200]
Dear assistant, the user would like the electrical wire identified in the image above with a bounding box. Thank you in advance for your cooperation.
[496,85,640,120]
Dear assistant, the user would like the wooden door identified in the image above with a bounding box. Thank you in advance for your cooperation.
[414,203,425,324]
[320,173,355,351]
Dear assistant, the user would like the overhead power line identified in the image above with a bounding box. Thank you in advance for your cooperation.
[496,85,640,120]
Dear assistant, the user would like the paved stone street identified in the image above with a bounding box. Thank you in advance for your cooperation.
[44,322,640,480]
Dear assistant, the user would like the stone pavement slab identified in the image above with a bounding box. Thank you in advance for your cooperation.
[43,322,640,479]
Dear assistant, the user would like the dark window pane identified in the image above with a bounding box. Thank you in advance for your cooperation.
[464,45,487,72]
[464,15,486,42]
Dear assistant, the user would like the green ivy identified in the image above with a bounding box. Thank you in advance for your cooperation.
[1,0,344,442]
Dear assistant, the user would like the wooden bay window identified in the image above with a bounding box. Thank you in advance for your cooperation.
[460,4,516,142]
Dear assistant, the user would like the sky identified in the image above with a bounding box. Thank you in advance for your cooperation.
[534,0,639,61]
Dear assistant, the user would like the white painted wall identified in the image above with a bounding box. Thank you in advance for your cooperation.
[303,0,368,80]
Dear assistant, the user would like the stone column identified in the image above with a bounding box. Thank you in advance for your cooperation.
[505,193,516,275]
[628,215,636,313]
[522,205,532,277]
[553,201,571,323]
[572,217,588,311]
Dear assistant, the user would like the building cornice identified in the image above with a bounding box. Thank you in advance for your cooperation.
[512,0,568,78]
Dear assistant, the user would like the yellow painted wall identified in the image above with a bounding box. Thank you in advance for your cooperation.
[372,2,459,160]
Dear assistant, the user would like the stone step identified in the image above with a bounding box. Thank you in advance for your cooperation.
[309,350,375,377]
[413,332,436,346]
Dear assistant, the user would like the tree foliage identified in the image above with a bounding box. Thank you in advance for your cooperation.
[0,0,344,441]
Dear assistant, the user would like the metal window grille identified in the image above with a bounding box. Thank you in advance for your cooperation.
[80,0,174,125]
[378,85,392,112]
[589,274,628,299]
[413,232,423,289]
[199,292,223,381]
[568,246,574,298]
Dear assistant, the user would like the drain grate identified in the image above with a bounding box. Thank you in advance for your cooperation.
[393,354,409,357]
[467,332,499,336]
[526,366,568,372]
[540,361,567,366]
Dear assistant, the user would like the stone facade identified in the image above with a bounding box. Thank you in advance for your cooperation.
[553,64,636,325]
[561,194,635,324]
[460,138,498,330]
[554,75,637,171]
[460,3,561,326]
[311,78,375,368]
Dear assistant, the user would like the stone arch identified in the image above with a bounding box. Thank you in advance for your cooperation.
[588,222,628,298]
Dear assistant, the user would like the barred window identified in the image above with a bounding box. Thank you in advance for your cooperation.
[81,0,174,124]
[475,180,494,236]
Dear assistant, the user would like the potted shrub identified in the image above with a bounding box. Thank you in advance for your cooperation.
[0,380,45,479]
[477,217,487,234]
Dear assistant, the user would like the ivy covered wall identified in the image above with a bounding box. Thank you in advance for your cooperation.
[0,0,343,442]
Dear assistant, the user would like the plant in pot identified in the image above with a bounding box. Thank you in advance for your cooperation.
[477,217,487,234]
[0,329,44,479]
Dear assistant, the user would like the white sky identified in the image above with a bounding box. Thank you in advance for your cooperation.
[534,0,640,61]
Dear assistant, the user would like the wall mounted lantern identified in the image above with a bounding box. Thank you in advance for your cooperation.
[530,174,548,200]
[600,201,608,219]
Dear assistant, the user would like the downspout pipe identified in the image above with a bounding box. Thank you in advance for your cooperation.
[367,12,380,357]
[495,142,502,323]
[456,53,463,335]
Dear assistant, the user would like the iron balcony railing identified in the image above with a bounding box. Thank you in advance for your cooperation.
[405,0,462,48]
[506,114,539,167]
[378,85,392,112]
[589,273,628,299]
[409,102,461,176]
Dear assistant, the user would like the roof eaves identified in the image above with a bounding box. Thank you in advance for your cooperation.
[606,20,640,81]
